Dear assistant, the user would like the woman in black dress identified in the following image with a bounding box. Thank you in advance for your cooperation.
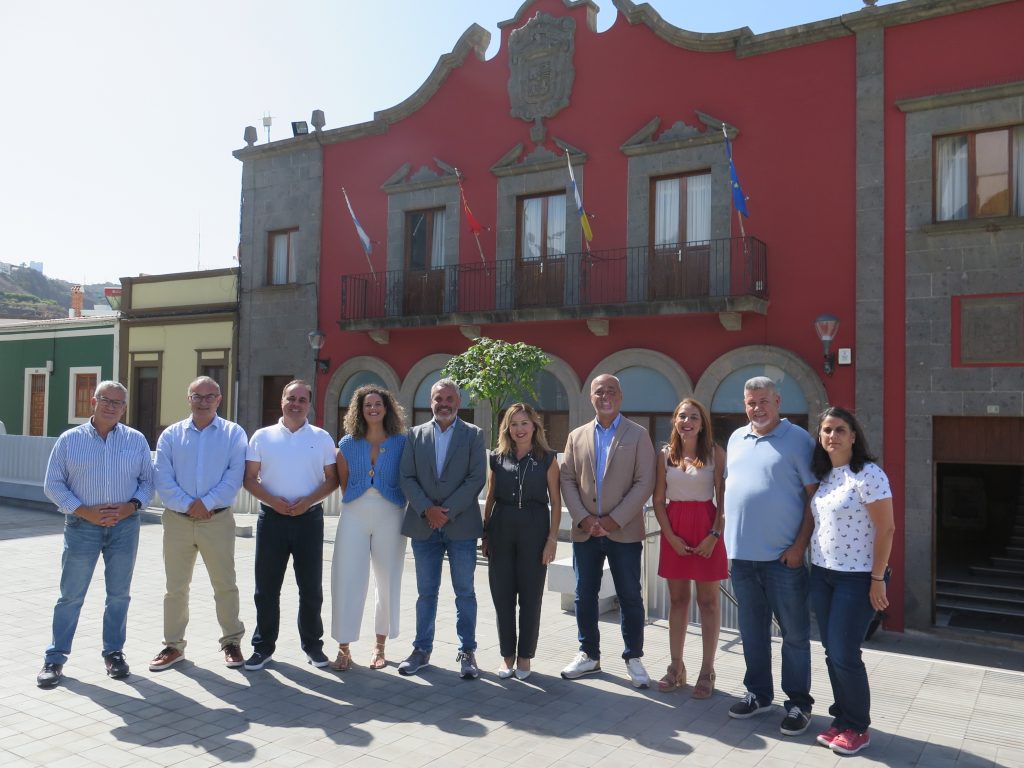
[482,403,560,680]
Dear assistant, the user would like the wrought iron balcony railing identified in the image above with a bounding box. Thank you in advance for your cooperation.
[339,236,766,325]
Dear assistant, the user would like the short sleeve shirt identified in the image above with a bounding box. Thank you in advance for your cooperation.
[246,420,336,499]
[724,419,816,561]
[811,462,892,572]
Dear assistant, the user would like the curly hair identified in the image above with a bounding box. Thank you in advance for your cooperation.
[495,403,551,459]
[666,398,715,469]
[343,385,406,439]
[811,406,877,479]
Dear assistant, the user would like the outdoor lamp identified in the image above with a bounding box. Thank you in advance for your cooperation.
[292,121,309,137]
[308,330,330,373]
[814,314,840,377]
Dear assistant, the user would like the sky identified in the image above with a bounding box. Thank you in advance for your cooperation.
[0,0,898,286]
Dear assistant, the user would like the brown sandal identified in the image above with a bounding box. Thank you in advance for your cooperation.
[329,644,352,672]
[691,670,715,699]
[657,660,686,692]
[369,642,387,670]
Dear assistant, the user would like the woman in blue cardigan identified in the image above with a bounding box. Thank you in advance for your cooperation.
[329,385,407,671]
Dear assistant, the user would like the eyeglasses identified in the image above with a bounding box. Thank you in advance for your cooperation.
[96,396,126,408]
[188,393,220,403]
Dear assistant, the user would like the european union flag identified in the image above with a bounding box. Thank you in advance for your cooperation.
[724,132,749,218]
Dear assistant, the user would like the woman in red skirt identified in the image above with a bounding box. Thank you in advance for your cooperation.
[652,398,727,698]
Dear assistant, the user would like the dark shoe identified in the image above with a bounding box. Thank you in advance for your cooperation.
[398,649,430,676]
[244,651,272,671]
[306,649,330,668]
[457,650,479,680]
[37,663,64,689]
[780,706,811,736]
[223,643,244,668]
[104,651,130,680]
[149,646,184,671]
[728,692,771,719]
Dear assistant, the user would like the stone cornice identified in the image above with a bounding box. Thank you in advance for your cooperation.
[373,24,491,125]
[491,139,588,177]
[612,0,1018,59]
[612,0,752,52]
[499,0,598,32]
[896,79,1024,113]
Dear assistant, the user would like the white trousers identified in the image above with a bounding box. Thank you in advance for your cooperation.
[330,488,407,644]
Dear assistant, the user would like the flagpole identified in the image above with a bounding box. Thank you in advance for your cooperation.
[455,169,487,269]
[342,186,376,279]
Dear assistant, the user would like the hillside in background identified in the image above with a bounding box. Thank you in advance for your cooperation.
[0,266,115,320]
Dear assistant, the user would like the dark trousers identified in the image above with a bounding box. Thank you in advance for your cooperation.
[252,504,324,656]
[487,505,549,659]
[573,536,645,660]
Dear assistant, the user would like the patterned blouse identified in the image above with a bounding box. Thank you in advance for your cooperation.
[810,462,892,572]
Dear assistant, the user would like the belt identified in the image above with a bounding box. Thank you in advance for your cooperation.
[174,507,229,515]
[259,502,323,515]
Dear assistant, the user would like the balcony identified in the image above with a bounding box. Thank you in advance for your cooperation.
[338,236,768,330]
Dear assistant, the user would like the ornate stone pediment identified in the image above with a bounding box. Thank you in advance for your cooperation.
[491,138,587,177]
[380,159,458,194]
[620,112,738,157]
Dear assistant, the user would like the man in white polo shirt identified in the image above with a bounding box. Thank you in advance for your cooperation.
[242,379,338,670]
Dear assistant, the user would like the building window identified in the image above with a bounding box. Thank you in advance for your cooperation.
[406,209,445,271]
[518,192,566,261]
[68,366,101,424]
[651,172,711,247]
[267,229,298,285]
[935,125,1024,221]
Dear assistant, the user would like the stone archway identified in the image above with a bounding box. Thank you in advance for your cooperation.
[580,348,694,417]
[693,345,827,424]
[323,357,400,441]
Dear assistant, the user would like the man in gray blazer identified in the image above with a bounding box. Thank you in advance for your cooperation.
[398,378,486,679]
[560,373,655,687]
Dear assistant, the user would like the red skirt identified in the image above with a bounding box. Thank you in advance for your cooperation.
[658,500,728,581]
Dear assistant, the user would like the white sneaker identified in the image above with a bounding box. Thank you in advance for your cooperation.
[625,658,650,689]
[560,651,601,679]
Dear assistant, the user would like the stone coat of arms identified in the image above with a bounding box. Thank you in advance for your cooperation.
[508,13,576,141]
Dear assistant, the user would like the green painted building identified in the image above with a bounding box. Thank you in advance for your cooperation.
[0,317,116,436]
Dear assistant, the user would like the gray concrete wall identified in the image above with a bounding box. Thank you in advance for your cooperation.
[236,145,324,434]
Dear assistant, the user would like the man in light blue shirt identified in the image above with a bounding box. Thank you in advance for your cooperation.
[724,376,817,736]
[150,376,248,672]
[38,380,154,689]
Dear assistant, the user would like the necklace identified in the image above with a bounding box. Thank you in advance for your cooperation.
[367,437,386,480]
[515,453,536,509]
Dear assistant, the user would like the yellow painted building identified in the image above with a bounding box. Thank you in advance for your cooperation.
[118,268,239,447]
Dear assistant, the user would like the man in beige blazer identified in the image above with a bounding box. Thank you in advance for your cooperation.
[559,373,656,687]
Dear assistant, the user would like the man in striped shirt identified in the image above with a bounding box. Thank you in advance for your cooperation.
[37,380,154,689]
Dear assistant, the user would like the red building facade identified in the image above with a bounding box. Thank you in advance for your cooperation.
[235,0,1024,636]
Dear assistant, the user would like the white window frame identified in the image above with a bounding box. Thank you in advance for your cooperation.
[23,368,49,436]
[68,366,102,424]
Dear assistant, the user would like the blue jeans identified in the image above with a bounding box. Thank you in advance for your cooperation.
[573,537,645,660]
[45,513,141,665]
[810,565,879,733]
[411,529,477,653]
[730,558,813,712]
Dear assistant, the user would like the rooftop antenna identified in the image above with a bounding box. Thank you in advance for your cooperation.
[262,112,273,143]
[197,212,202,271]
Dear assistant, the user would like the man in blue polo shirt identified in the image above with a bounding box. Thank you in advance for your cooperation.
[724,376,817,736]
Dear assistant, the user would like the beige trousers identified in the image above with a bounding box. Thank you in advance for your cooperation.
[162,508,244,651]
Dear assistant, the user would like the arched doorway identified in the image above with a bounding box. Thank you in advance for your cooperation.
[710,364,810,447]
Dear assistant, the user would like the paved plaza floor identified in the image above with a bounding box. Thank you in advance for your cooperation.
[1,503,1023,767]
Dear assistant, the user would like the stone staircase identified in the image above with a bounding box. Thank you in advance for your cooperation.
[936,474,1024,633]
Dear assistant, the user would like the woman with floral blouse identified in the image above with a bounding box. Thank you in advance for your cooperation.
[808,406,896,756]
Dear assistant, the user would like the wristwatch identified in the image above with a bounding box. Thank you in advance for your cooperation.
[129,498,142,511]
[707,529,721,539]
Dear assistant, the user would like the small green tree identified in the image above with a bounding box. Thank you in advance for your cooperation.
[441,337,550,447]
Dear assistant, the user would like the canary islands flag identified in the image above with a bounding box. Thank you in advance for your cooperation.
[565,152,594,244]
